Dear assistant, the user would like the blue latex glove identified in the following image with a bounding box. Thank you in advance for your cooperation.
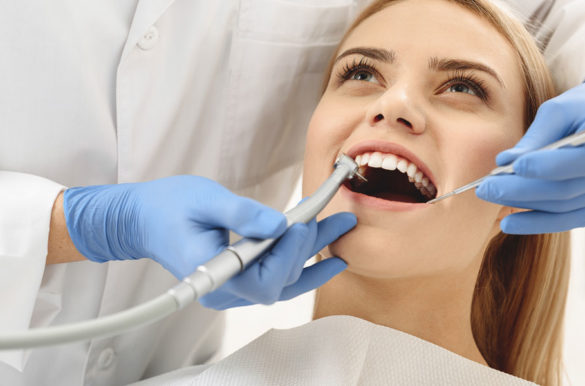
[199,216,352,309]
[476,83,585,234]
[63,175,356,306]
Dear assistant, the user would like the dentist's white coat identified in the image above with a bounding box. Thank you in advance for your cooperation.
[0,0,583,385]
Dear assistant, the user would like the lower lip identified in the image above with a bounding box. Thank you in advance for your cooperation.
[340,185,430,212]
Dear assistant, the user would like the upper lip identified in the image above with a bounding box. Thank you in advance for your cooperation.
[344,140,437,188]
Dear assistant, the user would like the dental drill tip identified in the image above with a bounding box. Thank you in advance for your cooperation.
[339,153,367,182]
[355,171,368,182]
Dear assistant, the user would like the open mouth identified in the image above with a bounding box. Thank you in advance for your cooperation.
[344,152,437,204]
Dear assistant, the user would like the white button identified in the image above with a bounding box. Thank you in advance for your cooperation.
[137,26,159,50]
[98,348,116,369]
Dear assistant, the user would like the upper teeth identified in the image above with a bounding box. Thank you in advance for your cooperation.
[355,152,437,199]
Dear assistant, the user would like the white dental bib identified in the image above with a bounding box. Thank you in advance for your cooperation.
[135,315,536,386]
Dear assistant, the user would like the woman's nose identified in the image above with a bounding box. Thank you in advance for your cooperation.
[366,84,426,134]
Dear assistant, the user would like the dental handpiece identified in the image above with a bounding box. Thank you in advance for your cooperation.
[0,155,362,349]
[173,154,363,307]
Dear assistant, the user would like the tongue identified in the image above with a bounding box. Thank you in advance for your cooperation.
[372,192,418,203]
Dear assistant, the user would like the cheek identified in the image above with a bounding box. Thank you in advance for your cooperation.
[302,98,362,196]
[302,112,328,197]
[440,121,524,190]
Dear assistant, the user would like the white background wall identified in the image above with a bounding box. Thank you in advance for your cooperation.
[564,227,585,386]
[221,178,585,385]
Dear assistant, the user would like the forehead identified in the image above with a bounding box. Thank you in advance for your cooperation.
[340,0,522,87]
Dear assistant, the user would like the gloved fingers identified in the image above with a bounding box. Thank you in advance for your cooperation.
[278,257,347,301]
[496,85,585,166]
[283,212,356,285]
[260,221,316,294]
[478,192,585,214]
[197,291,232,310]
[219,223,311,305]
[191,184,287,239]
[512,148,585,180]
[185,213,356,307]
[476,175,585,202]
[285,219,318,285]
[200,258,348,308]
[308,212,357,257]
[168,228,231,280]
[198,291,252,310]
[500,207,585,234]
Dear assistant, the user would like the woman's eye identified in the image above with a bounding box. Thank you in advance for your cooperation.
[350,70,379,84]
[334,57,384,88]
[446,83,477,96]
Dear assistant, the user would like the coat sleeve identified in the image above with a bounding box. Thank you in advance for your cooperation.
[506,0,585,90]
[0,171,64,370]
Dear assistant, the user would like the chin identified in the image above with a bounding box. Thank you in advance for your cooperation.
[326,220,470,280]
[326,226,408,279]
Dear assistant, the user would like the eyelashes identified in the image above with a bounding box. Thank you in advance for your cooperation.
[335,57,381,84]
[443,69,489,102]
[334,57,491,102]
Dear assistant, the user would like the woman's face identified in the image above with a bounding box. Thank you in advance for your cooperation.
[303,0,525,278]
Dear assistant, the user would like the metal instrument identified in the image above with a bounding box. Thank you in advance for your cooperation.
[427,130,585,204]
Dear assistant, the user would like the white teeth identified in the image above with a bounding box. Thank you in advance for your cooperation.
[381,154,397,170]
[396,159,408,173]
[351,151,437,200]
[406,163,417,178]
[414,171,423,183]
[361,153,370,165]
[368,152,383,168]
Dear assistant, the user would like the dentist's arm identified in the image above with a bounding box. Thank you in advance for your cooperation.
[47,192,85,264]
[477,84,585,234]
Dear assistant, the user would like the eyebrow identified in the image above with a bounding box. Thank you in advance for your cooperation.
[428,56,505,87]
[334,48,505,88]
[334,47,396,64]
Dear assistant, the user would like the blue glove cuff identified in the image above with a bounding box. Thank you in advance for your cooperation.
[63,185,143,262]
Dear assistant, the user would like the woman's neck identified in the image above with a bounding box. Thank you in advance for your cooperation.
[313,267,487,366]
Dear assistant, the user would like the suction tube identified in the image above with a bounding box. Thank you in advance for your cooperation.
[0,155,359,349]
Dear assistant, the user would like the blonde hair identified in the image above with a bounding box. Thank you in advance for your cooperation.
[322,1,571,384]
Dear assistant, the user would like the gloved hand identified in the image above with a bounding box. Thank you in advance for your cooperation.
[199,216,352,309]
[476,83,585,234]
[64,175,356,307]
